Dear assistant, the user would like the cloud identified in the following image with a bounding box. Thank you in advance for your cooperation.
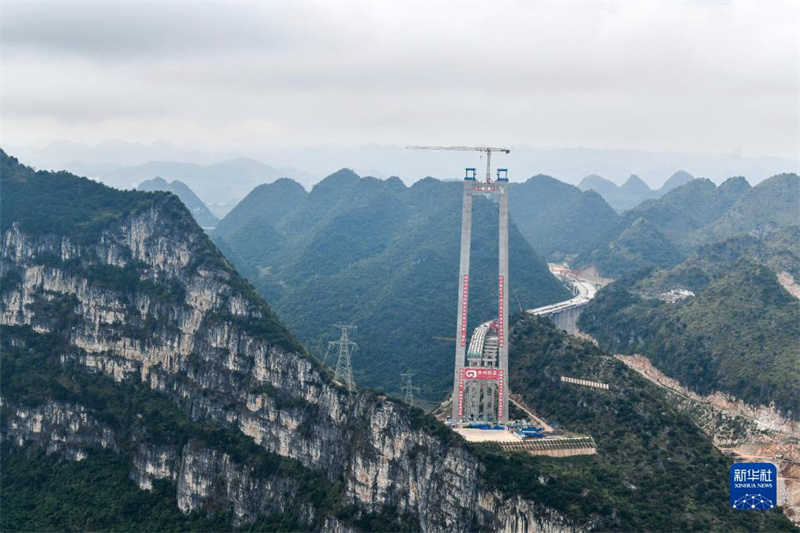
[2,1,798,159]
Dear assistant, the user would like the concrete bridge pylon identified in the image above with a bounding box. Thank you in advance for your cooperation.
[451,167,510,425]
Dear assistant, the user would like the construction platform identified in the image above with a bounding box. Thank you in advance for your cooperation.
[455,428,522,442]
[435,395,597,457]
[455,428,597,457]
[496,436,597,457]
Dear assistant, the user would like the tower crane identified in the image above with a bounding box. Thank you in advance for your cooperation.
[406,146,510,184]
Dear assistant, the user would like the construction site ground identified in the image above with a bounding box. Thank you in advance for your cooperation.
[455,428,522,443]
[433,394,597,457]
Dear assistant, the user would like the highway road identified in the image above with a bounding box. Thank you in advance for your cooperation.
[528,268,598,317]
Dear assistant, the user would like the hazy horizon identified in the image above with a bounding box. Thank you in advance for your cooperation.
[3,2,799,168]
[6,138,798,191]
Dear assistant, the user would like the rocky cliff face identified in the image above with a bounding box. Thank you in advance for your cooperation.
[0,397,324,528]
[0,189,576,531]
[1,398,117,460]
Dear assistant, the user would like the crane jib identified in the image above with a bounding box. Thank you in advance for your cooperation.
[405,145,511,184]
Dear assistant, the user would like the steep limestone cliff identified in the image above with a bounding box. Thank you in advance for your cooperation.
[1,399,117,460]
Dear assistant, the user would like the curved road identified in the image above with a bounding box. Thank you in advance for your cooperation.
[527,268,597,318]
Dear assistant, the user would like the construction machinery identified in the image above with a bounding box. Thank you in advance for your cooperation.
[406,146,510,184]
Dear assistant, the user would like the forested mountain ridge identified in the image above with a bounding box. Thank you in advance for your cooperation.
[212,171,570,400]
[710,172,800,241]
[577,217,685,277]
[509,175,621,262]
[0,151,795,531]
[571,173,798,277]
[577,171,694,212]
[578,244,800,418]
[213,177,308,237]
[138,176,220,227]
[476,314,794,532]
[627,229,800,295]
[620,177,751,249]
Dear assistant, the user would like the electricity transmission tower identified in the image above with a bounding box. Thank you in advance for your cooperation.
[401,373,420,407]
[330,325,357,392]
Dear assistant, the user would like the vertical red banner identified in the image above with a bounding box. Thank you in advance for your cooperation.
[498,275,504,347]
[497,370,505,419]
[460,275,469,347]
[457,368,465,418]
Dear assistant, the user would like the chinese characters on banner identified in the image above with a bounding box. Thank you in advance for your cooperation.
[457,368,464,418]
[498,276,504,347]
[464,368,499,379]
[460,275,469,347]
[498,370,504,419]
[458,368,504,420]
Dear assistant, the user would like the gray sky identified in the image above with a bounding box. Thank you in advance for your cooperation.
[2,1,799,160]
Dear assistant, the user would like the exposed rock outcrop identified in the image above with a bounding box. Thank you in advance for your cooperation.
[1,199,576,531]
[1,399,117,460]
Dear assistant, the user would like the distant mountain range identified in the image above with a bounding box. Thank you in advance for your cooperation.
[137,177,219,228]
[510,172,799,278]
[590,174,798,275]
[65,158,312,218]
[11,139,798,190]
[578,170,694,212]
[208,168,797,285]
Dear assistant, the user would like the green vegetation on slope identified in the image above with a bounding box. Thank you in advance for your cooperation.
[578,217,684,278]
[0,150,305,356]
[578,257,800,417]
[1,449,233,533]
[1,150,167,244]
[509,175,621,262]
[138,176,220,227]
[630,230,800,295]
[573,173,798,278]
[213,172,570,401]
[213,177,308,237]
[711,173,800,241]
[473,315,795,532]
[0,326,341,532]
[621,177,751,249]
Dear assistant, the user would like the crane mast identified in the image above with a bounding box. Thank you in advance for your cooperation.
[406,145,510,184]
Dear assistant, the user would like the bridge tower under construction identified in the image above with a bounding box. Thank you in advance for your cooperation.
[452,167,510,425]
